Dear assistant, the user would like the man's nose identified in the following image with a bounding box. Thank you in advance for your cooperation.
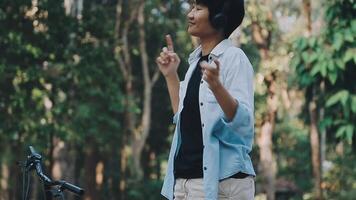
[187,10,194,19]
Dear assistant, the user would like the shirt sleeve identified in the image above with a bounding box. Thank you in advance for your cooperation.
[172,113,178,124]
[221,49,254,135]
[172,80,185,125]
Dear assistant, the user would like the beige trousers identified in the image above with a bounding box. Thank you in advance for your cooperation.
[173,177,255,200]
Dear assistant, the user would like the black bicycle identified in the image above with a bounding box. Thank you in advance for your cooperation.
[20,146,84,200]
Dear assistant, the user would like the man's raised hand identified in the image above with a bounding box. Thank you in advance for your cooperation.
[156,34,180,78]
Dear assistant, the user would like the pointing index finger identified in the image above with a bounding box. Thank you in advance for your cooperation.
[165,34,174,52]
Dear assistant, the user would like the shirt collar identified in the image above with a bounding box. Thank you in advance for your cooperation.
[188,39,234,64]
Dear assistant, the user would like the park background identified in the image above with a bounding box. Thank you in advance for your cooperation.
[0,0,355,199]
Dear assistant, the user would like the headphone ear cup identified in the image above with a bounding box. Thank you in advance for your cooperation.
[212,13,227,29]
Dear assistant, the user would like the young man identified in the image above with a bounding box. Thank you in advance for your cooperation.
[156,0,255,199]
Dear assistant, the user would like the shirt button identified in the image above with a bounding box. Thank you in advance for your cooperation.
[200,102,203,106]
[200,80,203,84]
[204,167,207,170]
[202,123,204,127]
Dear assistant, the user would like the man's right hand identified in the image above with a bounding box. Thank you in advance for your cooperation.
[156,34,181,78]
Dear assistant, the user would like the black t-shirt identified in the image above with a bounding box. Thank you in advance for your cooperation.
[173,54,250,180]
[174,54,208,179]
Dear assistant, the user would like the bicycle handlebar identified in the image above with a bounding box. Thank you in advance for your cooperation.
[26,146,84,196]
[54,181,84,196]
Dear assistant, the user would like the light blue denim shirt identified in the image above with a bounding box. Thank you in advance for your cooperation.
[161,39,256,200]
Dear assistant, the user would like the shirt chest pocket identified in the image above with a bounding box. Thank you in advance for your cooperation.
[204,89,224,118]
[203,88,224,130]
[203,72,226,103]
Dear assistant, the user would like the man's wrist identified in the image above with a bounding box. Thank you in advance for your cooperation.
[209,80,223,93]
[165,73,179,82]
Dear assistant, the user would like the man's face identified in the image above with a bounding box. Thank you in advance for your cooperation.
[187,3,218,38]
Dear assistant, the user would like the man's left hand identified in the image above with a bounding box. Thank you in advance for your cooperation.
[200,59,221,91]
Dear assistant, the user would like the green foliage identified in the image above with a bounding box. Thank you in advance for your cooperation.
[1,0,355,199]
[127,180,165,200]
[291,0,356,144]
[274,118,313,192]
[0,0,125,149]
[0,0,190,199]
[323,146,356,199]
[0,3,125,198]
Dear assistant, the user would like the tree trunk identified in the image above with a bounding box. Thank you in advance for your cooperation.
[114,0,136,198]
[1,162,9,200]
[257,72,278,200]
[64,0,83,19]
[130,0,161,181]
[51,138,77,200]
[31,173,40,200]
[250,1,277,198]
[83,137,100,200]
[8,143,22,200]
[103,145,120,200]
[303,0,323,198]
[319,81,326,198]
[302,0,312,37]
[309,90,322,200]
[114,0,160,186]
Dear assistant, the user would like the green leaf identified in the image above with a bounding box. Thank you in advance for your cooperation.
[291,55,301,68]
[345,125,354,143]
[25,44,41,58]
[327,60,335,71]
[352,95,356,113]
[132,48,140,56]
[343,48,355,62]
[318,52,327,62]
[333,32,343,51]
[326,90,349,107]
[298,38,308,50]
[344,29,354,43]
[351,19,356,33]
[309,52,318,63]
[340,91,350,106]
[302,51,310,63]
[328,71,337,85]
[77,104,91,118]
[321,61,327,77]
[336,125,347,138]
[32,88,43,100]
[335,59,345,70]
[310,64,320,76]
[334,123,353,143]
[319,117,333,131]
[332,119,344,126]
[309,37,317,47]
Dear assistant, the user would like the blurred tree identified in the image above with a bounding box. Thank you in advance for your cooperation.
[113,0,192,198]
[246,0,279,199]
[0,0,78,198]
[302,0,322,198]
[0,0,124,199]
[1,0,354,199]
[291,0,355,198]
